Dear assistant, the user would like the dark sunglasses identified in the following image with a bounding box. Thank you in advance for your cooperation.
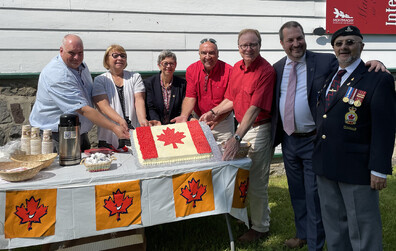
[111,53,127,59]
[334,39,360,47]
[200,38,217,45]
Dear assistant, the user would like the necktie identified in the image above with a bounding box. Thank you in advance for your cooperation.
[283,61,298,136]
[325,69,347,110]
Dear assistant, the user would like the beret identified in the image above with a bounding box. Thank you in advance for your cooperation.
[331,26,363,46]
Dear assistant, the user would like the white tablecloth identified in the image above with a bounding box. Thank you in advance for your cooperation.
[0,153,251,249]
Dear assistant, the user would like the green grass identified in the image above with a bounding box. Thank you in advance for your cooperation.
[145,169,396,251]
[6,168,396,251]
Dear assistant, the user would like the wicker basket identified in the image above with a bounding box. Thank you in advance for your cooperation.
[10,153,58,170]
[0,161,44,182]
[81,156,116,172]
[220,142,251,159]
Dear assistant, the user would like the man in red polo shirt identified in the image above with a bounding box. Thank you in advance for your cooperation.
[171,38,234,143]
[200,29,276,242]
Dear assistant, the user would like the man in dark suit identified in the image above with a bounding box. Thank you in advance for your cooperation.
[271,21,386,250]
[313,25,395,250]
[144,50,186,125]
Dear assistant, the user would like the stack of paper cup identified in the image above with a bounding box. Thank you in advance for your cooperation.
[20,125,31,155]
[42,129,53,154]
[30,127,42,155]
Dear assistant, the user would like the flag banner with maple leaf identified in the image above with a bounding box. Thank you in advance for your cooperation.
[5,189,57,238]
[232,168,250,209]
[173,170,215,217]
[95,180,141,231]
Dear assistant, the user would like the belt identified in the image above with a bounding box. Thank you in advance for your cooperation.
[252,118,271,128]
[291,130,316,138]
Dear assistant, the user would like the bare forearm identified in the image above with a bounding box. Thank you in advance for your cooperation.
[211,99,234,117]
[180,97,196,117]
[78,106,116,131]
[135,96,148,124]
[235,106,261,138]
[93,95,124,125]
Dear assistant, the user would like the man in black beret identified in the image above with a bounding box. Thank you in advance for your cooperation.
[312,25,395,250]
[272,21,388,250]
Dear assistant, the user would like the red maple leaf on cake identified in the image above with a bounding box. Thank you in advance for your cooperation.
[157,127,186,149]
[103,189,133,221]
[180,178,207,208]
[14,196,48,231]
[239,178,249,203]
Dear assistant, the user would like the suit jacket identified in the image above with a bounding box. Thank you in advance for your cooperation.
[312,61,395,185]
[271,50,337,147]
[144,73,186,124]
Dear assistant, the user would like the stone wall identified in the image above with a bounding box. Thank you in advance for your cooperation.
[0,78,98,147]
[0,78,37,146]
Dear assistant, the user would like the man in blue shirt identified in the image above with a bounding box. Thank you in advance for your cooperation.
[29,34,129,150]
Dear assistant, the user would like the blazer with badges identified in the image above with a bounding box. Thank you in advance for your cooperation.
[144,73,186,124]
[271,50,338,147]
[312,61,395,185]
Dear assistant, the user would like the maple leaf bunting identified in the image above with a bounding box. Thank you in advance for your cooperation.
[5,189,57,238]
[95,180,141,231]
[173,170,214,217]
[232,168,250,209]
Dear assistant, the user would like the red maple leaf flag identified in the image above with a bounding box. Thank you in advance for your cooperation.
[103,189,133,221]
[180,178,207,208]
[173,170,215,217]
[14,196,48,231]
[232,168,250,208]
[5,189,57,238]
[157,127,186,149]
[239,179,249,203]
[95,180,141,231]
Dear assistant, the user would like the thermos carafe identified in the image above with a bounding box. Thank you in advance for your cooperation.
[59,114,81,166]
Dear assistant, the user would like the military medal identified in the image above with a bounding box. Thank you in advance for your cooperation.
[343,87,353,103]
[353,90,366,107]
[345,107,358,125]
[349,88,358,105]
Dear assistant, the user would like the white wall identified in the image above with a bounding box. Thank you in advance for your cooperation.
[1,0,395,74]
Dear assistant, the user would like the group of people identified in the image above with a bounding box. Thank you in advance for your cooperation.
[29,21,395,251]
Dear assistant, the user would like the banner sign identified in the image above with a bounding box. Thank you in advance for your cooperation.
[326,0,396,34]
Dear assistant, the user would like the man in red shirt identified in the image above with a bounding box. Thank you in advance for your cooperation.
[200,29,276,242]
[171,38,234,143]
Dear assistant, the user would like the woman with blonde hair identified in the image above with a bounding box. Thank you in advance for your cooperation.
[93,44,149,150]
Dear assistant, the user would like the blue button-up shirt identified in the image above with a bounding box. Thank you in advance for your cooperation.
[29,55,93,133]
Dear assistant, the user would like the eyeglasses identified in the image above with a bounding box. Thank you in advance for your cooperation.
[200,38,217,45]
[239,43,259,50]
[334,39,361,47]
[111,53,127,59]
[160,62,176,68]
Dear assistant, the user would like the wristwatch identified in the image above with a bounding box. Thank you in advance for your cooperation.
[234,134,242,142]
